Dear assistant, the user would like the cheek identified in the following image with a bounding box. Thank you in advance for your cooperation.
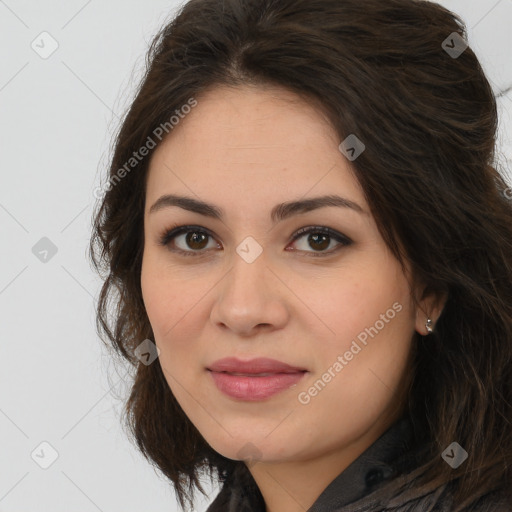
[305,265,410,347]
[301,265,416,411]
[140,269,198,397]
[140,266,171,335]
[140,257,209,380]
[140,255,188,398]
[141,253,197,337]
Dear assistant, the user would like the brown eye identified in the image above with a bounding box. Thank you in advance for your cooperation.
[159,224,352,258]
[183,231,209,250]
[289,226,352,256]
[159,225,219,256]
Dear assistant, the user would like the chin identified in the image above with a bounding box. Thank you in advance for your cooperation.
[205,429,300,465]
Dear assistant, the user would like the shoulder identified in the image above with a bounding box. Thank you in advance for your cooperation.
[379,477,512,512]
[348,463,512,512]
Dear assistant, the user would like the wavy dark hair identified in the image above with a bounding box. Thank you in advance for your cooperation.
[89,0,512,510]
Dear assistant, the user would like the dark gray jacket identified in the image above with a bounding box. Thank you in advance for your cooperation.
[206,416,510,511]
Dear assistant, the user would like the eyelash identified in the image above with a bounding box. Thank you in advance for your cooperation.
[157,224,353,258]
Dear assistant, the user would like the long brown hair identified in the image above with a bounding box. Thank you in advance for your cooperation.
[89,0,512,510]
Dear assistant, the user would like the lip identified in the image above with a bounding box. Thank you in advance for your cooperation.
[207,357,308,401]
[207,357,307,374]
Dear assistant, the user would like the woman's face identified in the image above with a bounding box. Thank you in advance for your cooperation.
[141,84,438,465]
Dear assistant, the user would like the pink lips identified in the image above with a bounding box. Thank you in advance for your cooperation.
[207,357,307,401]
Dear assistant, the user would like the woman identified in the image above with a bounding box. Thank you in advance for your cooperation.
[89,0,512,510]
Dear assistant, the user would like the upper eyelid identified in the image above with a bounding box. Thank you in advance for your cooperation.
[165,224,346,239]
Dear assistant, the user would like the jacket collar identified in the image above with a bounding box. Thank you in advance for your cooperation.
[211,414,418,512]
[307,414,415,511]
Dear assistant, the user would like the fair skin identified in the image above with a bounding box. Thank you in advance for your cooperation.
[140,84,446,512]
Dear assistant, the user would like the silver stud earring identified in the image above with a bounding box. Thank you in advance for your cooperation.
[425,318,433,334]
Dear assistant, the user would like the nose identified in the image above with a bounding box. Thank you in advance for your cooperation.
[209,246,290,337]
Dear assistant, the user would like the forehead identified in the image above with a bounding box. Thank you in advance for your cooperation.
[145,85,366,215]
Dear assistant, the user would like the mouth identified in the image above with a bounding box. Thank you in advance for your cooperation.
[211,371,307,377]
[206,358,308,401]
[207,356,308,374]
[207,371,307,401]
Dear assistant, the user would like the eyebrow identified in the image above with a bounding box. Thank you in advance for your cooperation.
[148,193,367,223]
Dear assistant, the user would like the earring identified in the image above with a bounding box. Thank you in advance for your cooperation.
[425,318,433,334]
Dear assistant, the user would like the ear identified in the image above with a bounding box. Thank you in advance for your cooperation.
[414,284,448,336]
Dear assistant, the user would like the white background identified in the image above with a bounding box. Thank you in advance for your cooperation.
[0,1,511,511]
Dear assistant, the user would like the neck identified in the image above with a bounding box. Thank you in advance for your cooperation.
[248,409,401,512]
